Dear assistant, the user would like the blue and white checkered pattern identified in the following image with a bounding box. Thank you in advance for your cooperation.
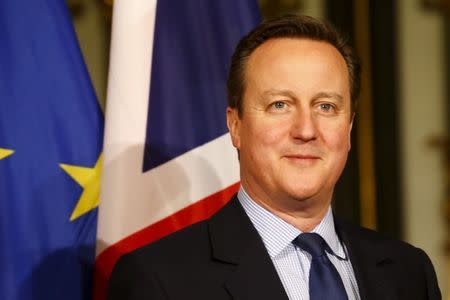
[238,187,361,300]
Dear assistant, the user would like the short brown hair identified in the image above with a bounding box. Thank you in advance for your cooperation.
[227,14,360,116]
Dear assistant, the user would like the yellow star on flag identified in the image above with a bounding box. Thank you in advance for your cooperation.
[0,148,15,160]
[60,154,102,221]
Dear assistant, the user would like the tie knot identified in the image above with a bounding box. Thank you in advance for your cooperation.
[294,232,328,257]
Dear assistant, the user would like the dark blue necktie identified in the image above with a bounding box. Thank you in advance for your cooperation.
[294,233,348,300]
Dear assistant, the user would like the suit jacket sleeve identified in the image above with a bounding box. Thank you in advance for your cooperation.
[418,248,441,300]
[107,254,168,300]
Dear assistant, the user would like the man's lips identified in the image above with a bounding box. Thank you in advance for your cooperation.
[284,154,321,160]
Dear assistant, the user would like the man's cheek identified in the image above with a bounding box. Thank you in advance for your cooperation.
[257,126,286,146]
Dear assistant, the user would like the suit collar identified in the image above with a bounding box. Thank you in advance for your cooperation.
[208,195,289,300]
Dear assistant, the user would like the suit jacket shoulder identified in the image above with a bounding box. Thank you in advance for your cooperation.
[108,219,221,299]
[336,219,441,300]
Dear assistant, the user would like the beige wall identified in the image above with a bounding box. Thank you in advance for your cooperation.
[398,0,448,297]
[71,0,109,110]
[300,0,325,18]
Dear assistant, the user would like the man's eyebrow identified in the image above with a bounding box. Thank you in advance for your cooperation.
[261,89,297,98]
[261,90,345,103]
[314,92,344,102]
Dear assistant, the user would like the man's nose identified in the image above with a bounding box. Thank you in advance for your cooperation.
[290,108,318,142]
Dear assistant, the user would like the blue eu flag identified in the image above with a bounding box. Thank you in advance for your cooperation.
[0,1,103,299]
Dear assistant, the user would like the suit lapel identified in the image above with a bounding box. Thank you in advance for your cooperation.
[208,196,289,300]
[336,219,399,300]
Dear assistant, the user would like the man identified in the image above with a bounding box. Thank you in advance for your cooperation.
[107,15,441,300]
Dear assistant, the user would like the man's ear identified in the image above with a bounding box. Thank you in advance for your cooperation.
[227,107,241,149]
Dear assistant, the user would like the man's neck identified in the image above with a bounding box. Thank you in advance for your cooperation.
[250,197,330,232]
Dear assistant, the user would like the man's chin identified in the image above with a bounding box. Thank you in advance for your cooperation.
[282,186,330,206]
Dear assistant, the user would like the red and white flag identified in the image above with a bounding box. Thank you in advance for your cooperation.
[94,1,260,299]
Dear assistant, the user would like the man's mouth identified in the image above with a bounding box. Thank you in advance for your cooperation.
[284,154,321,160]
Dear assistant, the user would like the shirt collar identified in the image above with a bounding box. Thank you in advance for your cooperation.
[237,186,346,259]
[312,204,346,258]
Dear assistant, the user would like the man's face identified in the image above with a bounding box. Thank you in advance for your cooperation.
[227,38,353,212]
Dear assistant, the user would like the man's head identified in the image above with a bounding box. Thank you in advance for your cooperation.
[226,15,360,215]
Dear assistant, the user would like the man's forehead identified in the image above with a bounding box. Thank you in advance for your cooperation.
[249,37,339,60]
[243,38,348,81]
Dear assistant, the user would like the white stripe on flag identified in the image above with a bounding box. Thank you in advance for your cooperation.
[98,0,157,254]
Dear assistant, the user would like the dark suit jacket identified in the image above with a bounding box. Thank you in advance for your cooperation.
[107,195,441,300]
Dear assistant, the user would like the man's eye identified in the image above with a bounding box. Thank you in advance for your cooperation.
[272,101,286,109]
[319,103,334,111]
